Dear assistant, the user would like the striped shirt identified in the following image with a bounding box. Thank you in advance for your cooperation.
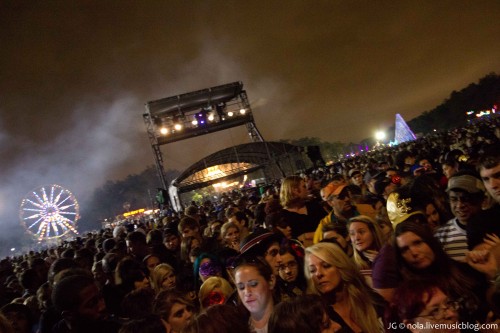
[434,218,468,262]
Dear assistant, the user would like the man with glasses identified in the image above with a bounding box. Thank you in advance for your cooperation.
[313,183,359,244]
[434,172,485,262]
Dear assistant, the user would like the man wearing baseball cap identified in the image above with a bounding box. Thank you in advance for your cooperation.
[434,172,485,261]
[313,182,359,243]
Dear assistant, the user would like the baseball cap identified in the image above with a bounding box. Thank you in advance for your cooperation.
[322,183,347,199]
[446,175,485,194]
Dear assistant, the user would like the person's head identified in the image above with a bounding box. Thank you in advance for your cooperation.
[304,242,366,296]
[321,223,350,253]
[181,304,251,333]
[180,236,201,262]
[442,158,459,179]
[198,277,234,309]
[424,202,441,232]
[126,231,148,258]
[154,290,194,333]
[163,229,180,251]
[394,221,443,271]
[239,231,283,276]
[232,211,249,230]
[118,314,166,333]
[220,222,240,247]
[348,169,363,187]
[143,254,161,276]
[193,253,223,285]
[151,263,176,294]
[178,217,200,239]
[233,256,275,318]
[389,279,460,333]
[321,183,354,217]
[280,175,307,208]
[477,144,500,204]
[0,303,34,333]
[52,274,107,326]
[277,242,305,287]
[265,210,292,239]
[115,257,150,292]
[446,173,485,224]
[347,215,384,254]
[268,294,339,333]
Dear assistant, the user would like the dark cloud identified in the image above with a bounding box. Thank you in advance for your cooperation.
[0,1,499,244]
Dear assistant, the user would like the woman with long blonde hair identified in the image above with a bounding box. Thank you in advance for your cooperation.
[305,242,384,333]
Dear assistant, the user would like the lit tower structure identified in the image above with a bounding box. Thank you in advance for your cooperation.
[394,113,416,144]
[142,82,263,207]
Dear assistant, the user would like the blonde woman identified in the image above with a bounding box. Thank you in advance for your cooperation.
[151,263,177,294]
[347,215,385,287]
[280,175,326,247]
[305,242,384,333]
[198,276,234,309]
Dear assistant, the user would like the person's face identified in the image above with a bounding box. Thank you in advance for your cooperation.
[330,191,353,215]
[278,253,299,283]
[351,173,363,186]
[167,302,193,333]
[442,164,457,179]
[126,240,140,256]
[134,275,150,290]
[264,242,282,276]
[386,170,398,178]
[293,180,309,200]
[235,265,274,316]
[190,238,200,250]
[145,256,161,275]
[307,254,341,294]
[349,222,375,252]
[210,222,222,235]
[76,283,107,321]
[161,270,176,291]
[409,288,460,333]
[378,223,392,242]
[165,235,180,251]
[182,228,197,239]
[419,159,432,171]
[448,190,482,224]
[480,163,500,204]
[323,230,348,249]
[396,232,435,270]
[276,224,292,239]
[224,227,240,244]
[425,203,440,231]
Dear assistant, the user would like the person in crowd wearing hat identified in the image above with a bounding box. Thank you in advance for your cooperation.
[280,176,327,247]
[348,169,368,196]
[434,172,486,262]
[239,230,284,278]
[313,182,359,244]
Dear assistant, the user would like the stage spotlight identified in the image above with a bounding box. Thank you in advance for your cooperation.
[240,108,246,115]
[192,119,198,125]
[160,127,168,135]
[208,113,215,121]
[227,111,234,117]
[174,123,182,131]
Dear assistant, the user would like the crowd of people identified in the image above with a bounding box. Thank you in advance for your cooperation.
[0,116,499,333]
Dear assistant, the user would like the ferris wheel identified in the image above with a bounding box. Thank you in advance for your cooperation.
[19,184,80,242]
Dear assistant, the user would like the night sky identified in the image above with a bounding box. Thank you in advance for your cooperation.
[1,1,499,246]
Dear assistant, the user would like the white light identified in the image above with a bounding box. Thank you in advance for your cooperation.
[208,114,214,121]
[240,108,246,115]
[227,111,234,117]
[375,131,386,141]
[174,123,182,131]
[160,127,168,135]
[192,119,198,125]
[10,248,15,252]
